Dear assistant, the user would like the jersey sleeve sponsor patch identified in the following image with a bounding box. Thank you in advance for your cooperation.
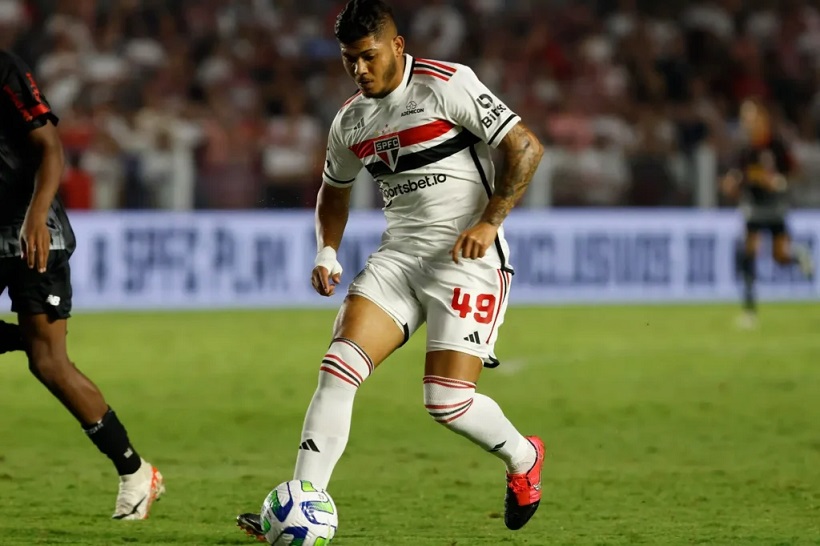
[440,65,520,148]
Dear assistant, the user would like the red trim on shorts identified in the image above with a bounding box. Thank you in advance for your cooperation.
[485,270,510,343]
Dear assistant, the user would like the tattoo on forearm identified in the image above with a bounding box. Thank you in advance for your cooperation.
[481,125,543,226]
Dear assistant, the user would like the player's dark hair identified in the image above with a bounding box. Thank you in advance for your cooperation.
[334,0,396,45]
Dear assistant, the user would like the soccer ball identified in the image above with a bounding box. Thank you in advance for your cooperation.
[260,480,338,545]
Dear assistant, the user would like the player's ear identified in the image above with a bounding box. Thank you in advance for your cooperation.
[393,35,404,57]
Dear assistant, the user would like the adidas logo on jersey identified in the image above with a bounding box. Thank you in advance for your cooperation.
[299,439,320,452]
[401,100,424,117]
[463,331,481,344]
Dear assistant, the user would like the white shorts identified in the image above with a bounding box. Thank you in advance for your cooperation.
[347,249,512,362]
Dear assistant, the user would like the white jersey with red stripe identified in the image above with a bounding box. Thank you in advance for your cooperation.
[322,54,520,270]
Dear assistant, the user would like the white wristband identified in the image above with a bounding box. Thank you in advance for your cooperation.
[314,246,343,276]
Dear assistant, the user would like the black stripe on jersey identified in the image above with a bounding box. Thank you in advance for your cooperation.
[414,62,454,78]
[364,130,480,178]
[323,170,355,185]
[488,114,518,147]
[469,143,514,274]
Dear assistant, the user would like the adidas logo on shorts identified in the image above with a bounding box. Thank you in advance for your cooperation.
[463,331,480,344]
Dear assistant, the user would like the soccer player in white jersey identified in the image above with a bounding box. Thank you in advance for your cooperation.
[238,0,545,537]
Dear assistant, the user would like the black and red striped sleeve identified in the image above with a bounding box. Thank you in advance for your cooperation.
[1,51,59,132]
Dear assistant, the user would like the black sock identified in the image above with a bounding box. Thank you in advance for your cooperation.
[0,320,24,354]
[83,408,142,476]
[741,254,756,312]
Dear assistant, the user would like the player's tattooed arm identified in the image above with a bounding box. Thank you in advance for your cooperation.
[480,122,544,227]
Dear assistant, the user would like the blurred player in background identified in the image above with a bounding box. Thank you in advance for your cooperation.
[721,98,814,328]
[0,49,164,519]
[238,0,545,537]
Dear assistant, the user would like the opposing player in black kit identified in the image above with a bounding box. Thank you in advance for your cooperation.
[721,99,814,328]
[0,50,164,519]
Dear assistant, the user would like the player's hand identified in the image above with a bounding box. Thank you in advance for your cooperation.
[311,266,342,297]
[451,222,499,263]
[20,213,50,273]
[311,246,343,297]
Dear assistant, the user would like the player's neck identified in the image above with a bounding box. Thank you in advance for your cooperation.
[380,55,406,99]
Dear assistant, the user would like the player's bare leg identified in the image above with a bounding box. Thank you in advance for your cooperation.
[19,313,164,519]
[424,350,544,531]
[20,314,108,422]
[238,295,405,540]
[773,233,814,278]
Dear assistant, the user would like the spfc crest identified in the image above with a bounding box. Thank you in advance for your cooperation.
[374,134,400,172]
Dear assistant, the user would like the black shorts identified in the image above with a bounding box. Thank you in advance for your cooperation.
[0,250,72,319]
[746,219,787,236]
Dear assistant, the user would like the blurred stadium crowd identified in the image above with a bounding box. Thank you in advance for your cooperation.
[3,0,820,210]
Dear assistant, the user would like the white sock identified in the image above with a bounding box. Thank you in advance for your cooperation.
[293,338,373,489]
[423,375,535,474]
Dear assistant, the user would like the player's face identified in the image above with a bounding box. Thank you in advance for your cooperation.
[340,33,405,98]
[740,101,771,145]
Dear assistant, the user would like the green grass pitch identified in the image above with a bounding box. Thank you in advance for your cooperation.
[1,304,819,545]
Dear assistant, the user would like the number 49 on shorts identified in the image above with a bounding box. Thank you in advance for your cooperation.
[451,287,497,324]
